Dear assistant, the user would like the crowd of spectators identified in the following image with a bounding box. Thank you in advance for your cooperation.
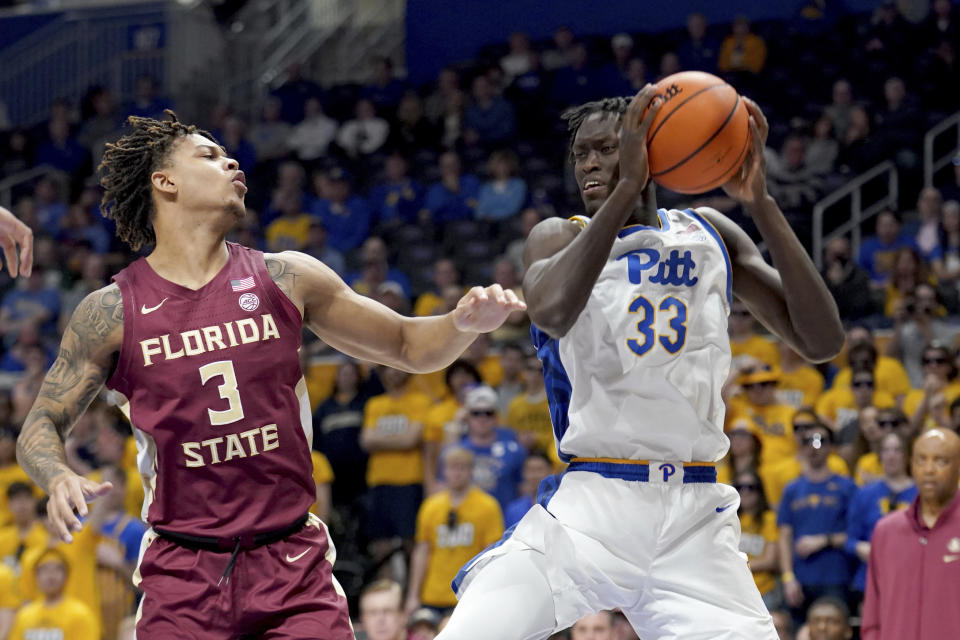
[2,2,960,639]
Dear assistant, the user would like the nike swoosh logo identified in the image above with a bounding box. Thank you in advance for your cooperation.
[716,504,736,513]
[945,554,960,564]
[285,549,310,563]
[141,298,168,314]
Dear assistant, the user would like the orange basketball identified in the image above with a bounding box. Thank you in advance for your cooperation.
[645,71,750,194]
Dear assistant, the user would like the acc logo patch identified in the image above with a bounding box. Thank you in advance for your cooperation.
[948,538,960,553]
[239,292,260,311]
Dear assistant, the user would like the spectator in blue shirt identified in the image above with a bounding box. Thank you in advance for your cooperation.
[456,385,526,510]
[0,267,61,343]
[347,236,412,299]
[551,43,607,110]
[32,177,68,236]
[503,449,553,528]
[95,464,148,570]
[464,75,516,147]
[35,119,89,176]
[778,423,857,626]
[421,152,480,224]
[219,116,258,177]
[271,62,326,124]
[858,210,916,286]
[675,12,721,72]
[360,56,407,116]
[123,74,174,121]
[368,153,423,227]
[310,167,373,253]
[845,430,916,599]
[476,150,527,222]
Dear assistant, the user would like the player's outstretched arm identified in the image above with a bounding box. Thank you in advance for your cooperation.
[523,85,662,339]
[16,285,119,541]
[705,97,844,363]
[266,251,525,373]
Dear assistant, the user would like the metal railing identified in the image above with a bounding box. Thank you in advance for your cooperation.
[923,109,960,188]
[811,161,898,270]
[0,3,166,128]
[0,165,60,209]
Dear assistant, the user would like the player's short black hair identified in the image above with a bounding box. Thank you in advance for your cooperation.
[445,359,481,390]
[808,595,851,624]
[561,97,630,152]
[98,110,217,251]
[6,481,33,500]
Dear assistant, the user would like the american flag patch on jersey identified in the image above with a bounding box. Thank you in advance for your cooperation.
[230,276,255,291]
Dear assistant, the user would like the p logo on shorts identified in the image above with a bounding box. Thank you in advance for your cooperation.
[658,463,676,482]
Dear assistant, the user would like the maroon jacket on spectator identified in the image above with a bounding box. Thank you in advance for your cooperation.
[862,493,960,639]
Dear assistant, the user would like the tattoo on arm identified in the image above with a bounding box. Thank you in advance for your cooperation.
[266,256,300,299]
[16,285,123,491]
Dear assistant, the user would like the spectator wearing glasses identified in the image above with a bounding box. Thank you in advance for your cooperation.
[815,367,895,434]
[778,422,856,626]
[457,385,525,510]
[845,431,915,605]
[735,470,781,610]
[405,447,503,617]
[729,300,780,370]
[762,410,851,508]
[862,428,960,639]
[832,328,910,405]
[886,283,955,387]
[729,365,797,471]
[846,406,890,486]
[903,342,960,432]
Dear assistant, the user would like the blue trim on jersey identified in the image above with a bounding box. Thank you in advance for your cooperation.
[530,323,574,463]
[686,208,732,305]
[451,472,566,593]
[567,460,717,483]
[617,208,671,238]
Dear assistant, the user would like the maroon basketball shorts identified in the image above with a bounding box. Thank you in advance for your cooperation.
[134,514,353,639]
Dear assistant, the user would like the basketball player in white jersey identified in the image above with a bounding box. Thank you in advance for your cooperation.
[437,86,844,639]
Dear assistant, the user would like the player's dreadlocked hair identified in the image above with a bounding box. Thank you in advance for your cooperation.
[560,97,631,153]
[98,110,216,251]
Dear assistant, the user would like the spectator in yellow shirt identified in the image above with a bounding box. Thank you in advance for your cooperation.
[718,16,767,74]
[718,417,763,488]
[405,447,504,615]
[495,343,526,416]
[414,259,462,318]
[849,406,895,486]
[19,498,102,628]
[423,360,482,495]
[729,301,780,370]
[734,470,780,610]
[265,189,315,251]
[816,368,895,433]
[507,351,553,453]
[904,342,960,432]
[361,367,432,565]
[463,333,503,388]
[734,366,797,469]
[833,330,911,404]
[777,343,824,409]
[0,482,45,571]
[9,549,100,640]
[311,450,334,523]
[0,426,34,527]
[0,561,17,640]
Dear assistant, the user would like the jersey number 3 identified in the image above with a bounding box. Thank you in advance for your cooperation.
[627,295,687,357]
[199,360,245,425]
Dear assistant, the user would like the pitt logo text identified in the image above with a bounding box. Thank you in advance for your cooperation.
[617,249,698,287]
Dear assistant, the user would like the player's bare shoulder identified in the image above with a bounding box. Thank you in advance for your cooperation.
[522,217,584,271]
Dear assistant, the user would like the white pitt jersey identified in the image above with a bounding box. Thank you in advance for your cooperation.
[531,208,733,463]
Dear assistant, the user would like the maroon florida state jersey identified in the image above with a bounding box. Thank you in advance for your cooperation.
[106,242,314,538]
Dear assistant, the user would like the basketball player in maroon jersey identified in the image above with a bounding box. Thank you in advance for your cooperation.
[15,113,525,638]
